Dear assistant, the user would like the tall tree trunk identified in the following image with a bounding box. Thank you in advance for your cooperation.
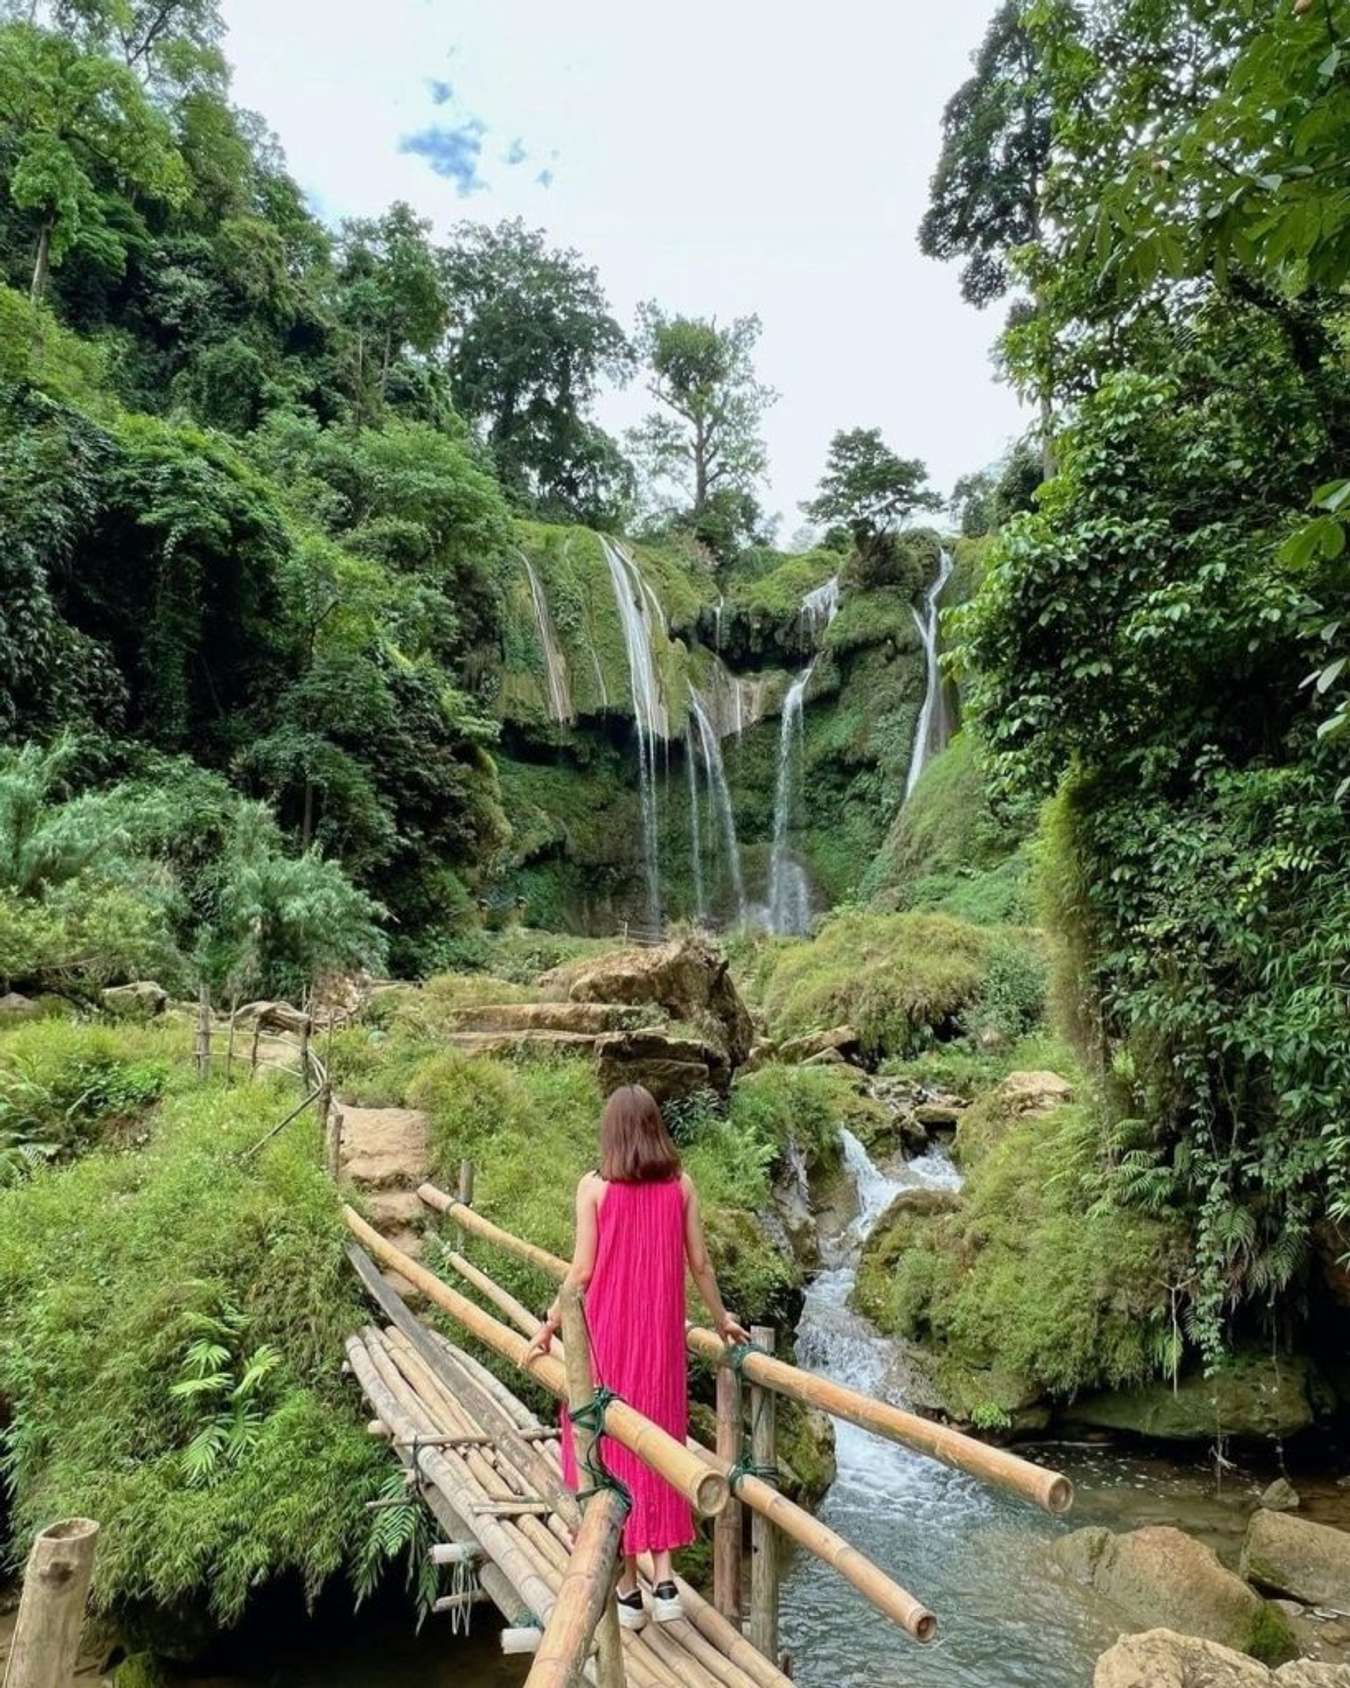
[301,778,314,850]
[693,418,709,516]
[30,217,53,304]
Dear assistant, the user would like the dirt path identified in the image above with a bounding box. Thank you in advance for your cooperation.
[338,1105,431,1299]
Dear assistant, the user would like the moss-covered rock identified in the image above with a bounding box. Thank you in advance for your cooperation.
[1068,1352,1327,1444]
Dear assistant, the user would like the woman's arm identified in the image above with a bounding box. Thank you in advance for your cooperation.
[523,1174,600,1362]
[683,1175,751,1346]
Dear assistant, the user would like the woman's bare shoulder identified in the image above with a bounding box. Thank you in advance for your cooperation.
[679,1169,696,1200]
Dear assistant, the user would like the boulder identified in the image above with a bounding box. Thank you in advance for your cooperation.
[954,1068,1074,1163]
[1093,1630,1272,1687]
[1054,1525,1279,1654]
[543,935,754,1068]
[102,981,168,1018]
[1069,1352,1321,1443]
[913,1100,965,1129]
[594,1028,731,1104]
[852,1187,963,1326]
[444,1029,598,1060]
[1262,1480,1302,1514]
[778,1025,861,1065]
[1243,1510,1350,1611]
[232,998,311,1034]
[0,990,40,1022]
[1275,1667,1350,1684]
[448,1001,656,1035]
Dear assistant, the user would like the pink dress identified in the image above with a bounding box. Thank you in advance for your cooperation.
[560,1176,695,1556]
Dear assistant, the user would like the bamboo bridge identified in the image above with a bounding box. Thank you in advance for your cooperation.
[341,1166,1075,1687]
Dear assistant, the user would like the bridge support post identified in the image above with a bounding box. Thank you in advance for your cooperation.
[532,1284,626,1688]
[458,1158,475,1207]
[5,1518,99,1688]
[713,1353,743,1623]
[749,1325,778,1662]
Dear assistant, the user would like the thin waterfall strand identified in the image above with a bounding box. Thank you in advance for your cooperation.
[686,716,706,920]
[903,548,955,801]
[601,537,665,928]
[689,685,747,921]
[520,554,573,724]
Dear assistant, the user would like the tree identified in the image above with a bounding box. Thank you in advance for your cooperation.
[803,428,941,563]
[441,218,634,524]
[0,21,188,300]
[919,1,1053,470]
[627,304,777,530]
[334,203,449,424]
[10,0,228,97]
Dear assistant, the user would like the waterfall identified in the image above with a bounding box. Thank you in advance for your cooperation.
[713,593,725,651]
[689,685,747,921]
[520,554,573,724]
[601,537,667,928]
[904,548,955,801]
[765,576,841,935]
[686,716,706,920]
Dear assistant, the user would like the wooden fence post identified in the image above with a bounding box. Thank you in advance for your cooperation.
[324,1100,342,1183]
[4,1518,99,1688]
[458,1158,475,1207]
[713,1355,743,1622]
[749,1325,778,1662]
[531,1285,626,1688]
[195,983,211,1081]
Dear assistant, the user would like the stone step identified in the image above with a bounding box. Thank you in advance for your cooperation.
[449,1001,658,1035]
[443,1029,598,1059]
[339,1106,430,1191]
[364,1189,426,1233]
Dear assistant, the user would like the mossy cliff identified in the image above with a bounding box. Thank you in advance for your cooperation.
[486,525,947,929]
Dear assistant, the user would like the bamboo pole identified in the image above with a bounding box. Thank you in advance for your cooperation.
[324,1100,342,1182]
[713,1359,743,1622]
[445,1242,938,1644]
[421,1183,1071,1515]
[524,1287,626,1688]
[4,1518,99,1688]
[748,1327,777,1663]
[344,1208,726,1519]
[458,1157,475,1206]
[347,1246,580,1529]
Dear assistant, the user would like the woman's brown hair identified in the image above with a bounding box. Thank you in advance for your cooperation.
[599,1084,681,1184]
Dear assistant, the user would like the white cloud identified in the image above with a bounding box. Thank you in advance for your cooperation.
[221,0,1026,522]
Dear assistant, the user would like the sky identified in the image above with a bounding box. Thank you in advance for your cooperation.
[219,0,1027,531]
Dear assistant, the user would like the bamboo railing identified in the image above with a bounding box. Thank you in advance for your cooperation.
[343,1207,727,1519]
[436,1240,939,1644]
[416,1180,1073,1516]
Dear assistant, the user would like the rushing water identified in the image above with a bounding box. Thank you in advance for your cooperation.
[519,553,573,725]
[781,1130,1128,1688]
[601,537,666,928]
[904,548,956,801]
[765,576,841,934]
[690,684,748,922]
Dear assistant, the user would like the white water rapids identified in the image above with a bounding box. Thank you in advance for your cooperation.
[904,548,955,801]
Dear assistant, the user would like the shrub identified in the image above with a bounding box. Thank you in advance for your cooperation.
[0,1079,389,1618]
[757,908,995,1057]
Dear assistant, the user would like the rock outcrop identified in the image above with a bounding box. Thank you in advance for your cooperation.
[851,1187,963,1326]
[541,935,754,1069]
[594,1028,732,1103]
[101,981,168,1017]
[1243,1510,1350,1611]
[1055,1525,1288,1656]
[1093,1629,1347,1686]
[778,1025,861,1065]
[0,990,40,1021]
[448,1001,658,1035]
[1069,1352,1323,1443]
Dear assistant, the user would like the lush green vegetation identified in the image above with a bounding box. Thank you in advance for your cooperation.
[923,0,1350,1381]
[0,1042,394,1621]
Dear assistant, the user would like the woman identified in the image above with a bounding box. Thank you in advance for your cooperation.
[524,1084,750,1629]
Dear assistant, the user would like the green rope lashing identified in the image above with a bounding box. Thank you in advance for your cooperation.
[726,1451,780,1494]
[723,1341,755,1376]
[569,1386,632,1511]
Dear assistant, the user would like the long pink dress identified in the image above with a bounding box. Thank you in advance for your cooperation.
[560,1176,695,1556]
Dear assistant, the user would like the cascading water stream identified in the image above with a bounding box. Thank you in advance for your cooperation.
[904,548,955,801]
[765,575,840,934]
[784,1130,1128,1688]
[601,537,667,929]
[689,685,747,921]
[520,554,573,725]
[686,716,706,920]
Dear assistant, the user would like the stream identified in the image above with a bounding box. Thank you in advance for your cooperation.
[163,1131,1329,1688]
